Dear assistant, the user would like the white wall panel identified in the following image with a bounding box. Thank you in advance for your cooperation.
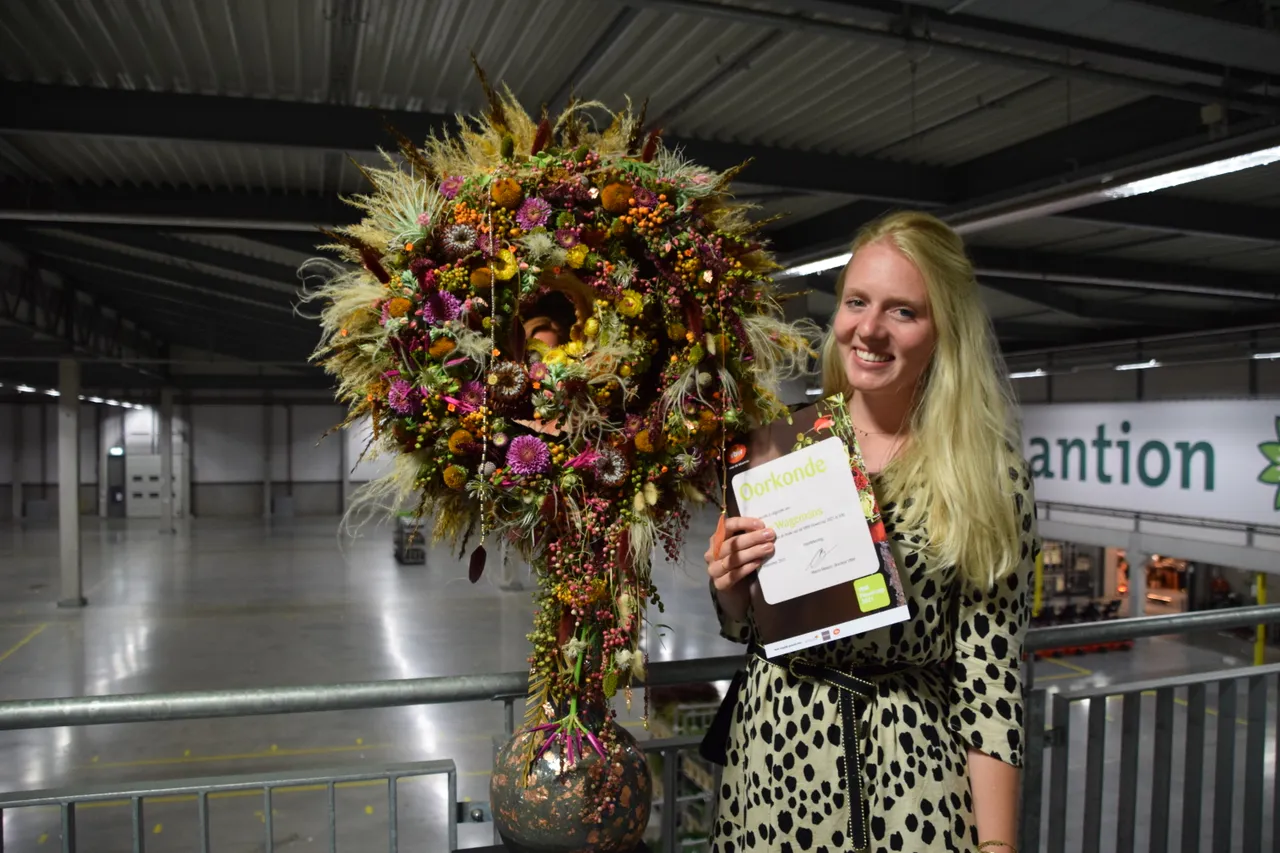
[269,404,289,482]
[0,404,13,483]
[348,416,395,484]
[192,405,265,483]
[290,405,343,482]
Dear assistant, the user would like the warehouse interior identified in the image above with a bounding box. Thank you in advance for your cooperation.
[2,1,1280,851]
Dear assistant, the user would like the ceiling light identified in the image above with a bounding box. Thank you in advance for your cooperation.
[778,252,852,279]
[1008,369,1046,379]
[88,396,103,403]
[16,384,35,393]
[805,387,823,396]
[1115,359,1160,371]
[108,446,124,457]
[105,399,121,406]
[1099,144,1280,201]
[1252,352,1280,360]
[44,389,60,397]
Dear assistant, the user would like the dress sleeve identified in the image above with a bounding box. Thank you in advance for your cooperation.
[947,460,1039,768]
[709,578,752,644]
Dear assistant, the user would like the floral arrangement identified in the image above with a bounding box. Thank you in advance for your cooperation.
[305,72,817,789]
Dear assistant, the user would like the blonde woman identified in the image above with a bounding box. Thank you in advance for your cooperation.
[704,211,1039,853]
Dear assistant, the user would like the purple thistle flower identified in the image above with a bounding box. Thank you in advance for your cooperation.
[506,435,551,476]
[458,380,484,409]
[633,187,657,208]
[516,197,552,230]
[528,361,550,383]
[420,290,462,325]
[555,228,580,248]
[387,380,418,415]
[440,175,464,199]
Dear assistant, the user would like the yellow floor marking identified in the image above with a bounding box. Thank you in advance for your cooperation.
[83,743,392,770]
[0,623,48,665]
[183,749,191,757]
[152,823,162,835]
[37,833,48,844]
[356,738,363,745]
[90,756,99,763]
[1040,657,1093,676]
[365,805,375,815]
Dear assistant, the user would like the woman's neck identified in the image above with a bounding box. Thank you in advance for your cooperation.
[847,389,913,437]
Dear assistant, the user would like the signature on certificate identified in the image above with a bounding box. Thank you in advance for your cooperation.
[808,546,827,570]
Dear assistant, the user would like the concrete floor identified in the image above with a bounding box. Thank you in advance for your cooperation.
[0,511,1276,852]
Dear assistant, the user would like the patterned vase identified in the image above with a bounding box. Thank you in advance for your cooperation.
[490,713,652,853]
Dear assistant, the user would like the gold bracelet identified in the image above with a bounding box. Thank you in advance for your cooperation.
[977,842,1017,853]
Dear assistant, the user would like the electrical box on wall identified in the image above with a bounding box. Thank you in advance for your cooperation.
[124,454,185,519]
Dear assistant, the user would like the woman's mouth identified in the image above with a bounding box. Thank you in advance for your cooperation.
[855,349,893,364]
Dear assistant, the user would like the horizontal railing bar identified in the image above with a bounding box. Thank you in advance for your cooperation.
[0,655,743,731]
[0,760,456,809]
[1,606,1277,731]
[1056,661,1280,701]
[1025,604,1280,651]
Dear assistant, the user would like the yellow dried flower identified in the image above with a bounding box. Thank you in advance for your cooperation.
[601,183,633,213]
[492,178,523,209]
[635,430,653,453]
[447,429,474,454]
[566,244,589,269]
[564,340,584,357]
[493,249,519,280]
[386,297,412,318]
[618,290,643,318]
[429,338,456,358]
[470,267,494,289]
[443,465,467,489]
[543,348,569,366]
[583,318,600,338]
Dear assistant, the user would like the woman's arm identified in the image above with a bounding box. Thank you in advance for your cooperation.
[969,748,1020,850]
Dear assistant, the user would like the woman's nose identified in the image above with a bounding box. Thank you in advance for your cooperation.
[858,310,886,339]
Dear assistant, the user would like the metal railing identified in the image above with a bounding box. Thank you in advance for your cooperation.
[0,606,1277,851]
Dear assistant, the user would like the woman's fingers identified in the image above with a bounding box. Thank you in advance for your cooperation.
[712,560,761,591]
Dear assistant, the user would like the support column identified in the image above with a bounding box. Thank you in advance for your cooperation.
[262,401,273,521]
[57,359,86,608]
[159,388,175,534]
[1126,532,1146,618]
[11,405,22,521]
[97,405,107,519]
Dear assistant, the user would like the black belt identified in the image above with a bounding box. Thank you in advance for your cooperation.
[700,643,894,852]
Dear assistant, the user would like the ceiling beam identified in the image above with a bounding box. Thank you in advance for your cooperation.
[967,247,1280,301]
[0,263,165,374]
[978,278,1237,328]
[0,180,357,231]
[1060,196,1280,244]
[13,229,303,312]
[0,83,947,203]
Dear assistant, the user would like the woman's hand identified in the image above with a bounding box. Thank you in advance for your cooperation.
[705,515,776,592]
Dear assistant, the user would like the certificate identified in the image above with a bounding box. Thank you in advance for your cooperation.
[731,437,879,604]
[721,394,910,657]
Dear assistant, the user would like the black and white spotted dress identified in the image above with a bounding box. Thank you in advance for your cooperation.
[708,464,1040,853]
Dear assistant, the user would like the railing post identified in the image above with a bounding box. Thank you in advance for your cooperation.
[1046,693,1070,853]
[1019,688,1047,853]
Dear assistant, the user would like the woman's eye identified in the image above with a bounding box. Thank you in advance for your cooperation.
[895,308,916,320]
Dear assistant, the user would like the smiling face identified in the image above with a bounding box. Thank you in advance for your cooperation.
[831,239,937,400]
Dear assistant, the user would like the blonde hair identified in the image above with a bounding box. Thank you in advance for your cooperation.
[819,210,1023,588]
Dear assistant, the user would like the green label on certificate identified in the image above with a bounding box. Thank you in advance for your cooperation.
[854,575,890,612]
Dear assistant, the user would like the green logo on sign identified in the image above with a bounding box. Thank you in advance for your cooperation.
[1257,417,1280,509]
